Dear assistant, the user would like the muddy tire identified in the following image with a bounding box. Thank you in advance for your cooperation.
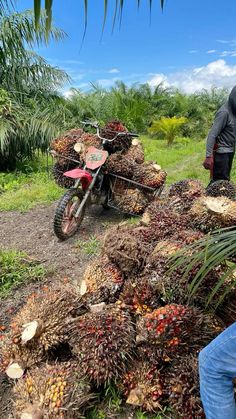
[54,188,86,241]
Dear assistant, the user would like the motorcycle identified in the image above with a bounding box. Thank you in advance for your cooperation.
[51,121,162,241]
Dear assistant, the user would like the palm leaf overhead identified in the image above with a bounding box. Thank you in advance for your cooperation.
[31,0,165,31]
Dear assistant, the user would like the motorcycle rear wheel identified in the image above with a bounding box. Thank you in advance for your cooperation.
[53,188,85,241]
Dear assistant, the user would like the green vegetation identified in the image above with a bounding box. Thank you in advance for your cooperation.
[0,249,47,298]
[13,1,165,34]
[75,235,101,257]
[0,10,68,170]
[170,227,236,309]
[149,116,188,146]
[0,172,61,212]
[65,83,226,137]
[142,136,209,185]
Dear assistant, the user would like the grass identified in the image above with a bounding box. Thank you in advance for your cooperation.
[0,172,61,212]
[141,135,236,185]
[0,249,47,298]
[75,235,101,257]
[86,383,173,419]
[0,153,62,211]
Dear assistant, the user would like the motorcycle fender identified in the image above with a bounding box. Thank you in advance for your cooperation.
[63,168,93,191]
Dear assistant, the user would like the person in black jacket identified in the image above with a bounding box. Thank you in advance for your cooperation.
[203,86,236,182]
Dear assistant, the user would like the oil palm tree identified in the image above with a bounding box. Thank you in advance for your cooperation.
[0,10,69,169]
[0,10,68,92]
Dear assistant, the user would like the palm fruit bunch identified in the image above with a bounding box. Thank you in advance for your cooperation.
[136,305,221,359]
[172,229,204,245]
[113,188,149,215]
[105,153,135,177]
[101,120,131,153]
[139,204,189,244]
[51,160,77,189]
[51,128,84,162]
[133,161,167,189]
[1,287,83,378]
[146,240,224,308]
[169,179,204,200]
[119,275,160,314]
[167,179,204,214]
[165,356,204,419]
[124,138,145,164]
[144,240,190,305]
[206,180,236,200]
[79,132,102,157]
[13,361,93,419]
[121,361,165,412]
[190,196,236,232]
[103,224,149,275]
[69,304,135,385]
[80,255,124,304]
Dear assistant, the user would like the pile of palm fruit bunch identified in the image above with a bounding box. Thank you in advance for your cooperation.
[4,178,236,418]
[50,127,102,188]
[104,121,167,215]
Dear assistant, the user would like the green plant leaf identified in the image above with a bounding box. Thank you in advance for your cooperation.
[102,0,108,35]
[45,0,53,38]
[34,0,41,30]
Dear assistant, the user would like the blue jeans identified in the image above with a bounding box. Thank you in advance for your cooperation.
[199,322,236,419]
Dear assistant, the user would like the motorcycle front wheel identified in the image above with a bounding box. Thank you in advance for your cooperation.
[53,188,85,241]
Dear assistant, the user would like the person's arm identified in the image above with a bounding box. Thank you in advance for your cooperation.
[206,110,228,157]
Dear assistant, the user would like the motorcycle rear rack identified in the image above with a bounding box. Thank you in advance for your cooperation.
[107,173,164,216]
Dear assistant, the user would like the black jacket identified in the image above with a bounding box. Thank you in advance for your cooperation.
[206,87,236,157]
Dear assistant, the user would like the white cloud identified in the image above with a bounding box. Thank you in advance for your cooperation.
[63,90,74,98]
[207,50,217,54]
[220,50,236,57]
[108,68,120,74]
[217,39,231,44]
[189,50,198,54]
[148,73,170,88]
[148,59,236,94]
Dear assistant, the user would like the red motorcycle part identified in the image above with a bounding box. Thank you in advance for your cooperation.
[63,168,93,191]
[85,146,108,170]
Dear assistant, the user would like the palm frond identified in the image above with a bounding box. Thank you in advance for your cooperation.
[33,0,166,32]
[169,227,236,309]
[0,10,66,68]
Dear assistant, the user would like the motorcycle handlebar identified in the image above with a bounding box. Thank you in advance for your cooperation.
[80,120,139,141]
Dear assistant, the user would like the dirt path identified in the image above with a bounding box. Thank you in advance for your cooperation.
[0,202,123,281]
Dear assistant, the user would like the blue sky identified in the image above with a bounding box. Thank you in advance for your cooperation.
[19,0,236,94]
